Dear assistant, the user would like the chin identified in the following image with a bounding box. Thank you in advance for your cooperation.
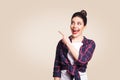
[72,34,79,38]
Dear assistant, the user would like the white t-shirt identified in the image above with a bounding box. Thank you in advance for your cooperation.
[61,42,88,80]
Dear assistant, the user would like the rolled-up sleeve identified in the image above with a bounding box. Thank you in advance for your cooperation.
[53,42,61,77]
[76,40,96,64]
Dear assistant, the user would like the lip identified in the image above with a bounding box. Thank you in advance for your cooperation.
[72,29,80,34]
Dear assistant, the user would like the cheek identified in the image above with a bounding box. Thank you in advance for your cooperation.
[70,25,72,29]
[79,25,84,29]
[80,27,85,32]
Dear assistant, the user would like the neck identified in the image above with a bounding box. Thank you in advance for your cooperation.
[72,35,84,42]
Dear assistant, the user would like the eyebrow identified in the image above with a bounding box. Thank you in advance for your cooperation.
[71,21,74,24]
[71,20,81,23]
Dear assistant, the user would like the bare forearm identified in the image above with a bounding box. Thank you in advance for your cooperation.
[66,42,79,60]
[54,77,60,80]
[58,31,79,60]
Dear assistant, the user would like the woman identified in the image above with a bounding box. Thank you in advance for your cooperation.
[53,10,96,80]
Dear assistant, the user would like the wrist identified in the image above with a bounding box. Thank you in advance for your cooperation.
[66,41,72,47]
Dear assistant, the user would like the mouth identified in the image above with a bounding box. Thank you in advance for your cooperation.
[72,29,80,34]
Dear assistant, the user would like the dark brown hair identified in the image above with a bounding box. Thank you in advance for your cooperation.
[71,10,87,26]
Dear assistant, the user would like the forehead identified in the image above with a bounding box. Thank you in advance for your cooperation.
[71,16,83,22]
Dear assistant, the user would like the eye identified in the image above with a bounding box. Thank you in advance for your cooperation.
[71,21,74,25]
[77,22,81,25]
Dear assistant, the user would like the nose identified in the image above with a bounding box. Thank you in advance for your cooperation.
[73,24,77,28]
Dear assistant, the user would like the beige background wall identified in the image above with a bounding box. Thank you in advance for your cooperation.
[0,0,120,80]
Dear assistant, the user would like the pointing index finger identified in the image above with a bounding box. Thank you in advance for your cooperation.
[58,31,64,36]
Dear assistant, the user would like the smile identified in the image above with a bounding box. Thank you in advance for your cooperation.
[72,29,80,34]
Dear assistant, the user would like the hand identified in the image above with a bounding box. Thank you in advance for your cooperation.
[58,31,71,45]
[58,31,79,60]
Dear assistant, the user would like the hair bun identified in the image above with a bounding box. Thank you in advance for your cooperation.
[80,10,87,17]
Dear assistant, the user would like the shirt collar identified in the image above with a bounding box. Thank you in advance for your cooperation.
[69,35,87,44]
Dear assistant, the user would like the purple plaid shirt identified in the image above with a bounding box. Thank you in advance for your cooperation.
[53,36,96,80]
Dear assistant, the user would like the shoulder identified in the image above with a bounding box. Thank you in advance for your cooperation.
[56,39,65,48]
[57,39,63,46]
[83,36,96,46]
[57,39,68,51]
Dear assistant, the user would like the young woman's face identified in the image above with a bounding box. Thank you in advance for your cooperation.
[70,16,85,38]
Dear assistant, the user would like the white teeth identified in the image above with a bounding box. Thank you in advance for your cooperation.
[72,29,80,34]
[73,29,79,32]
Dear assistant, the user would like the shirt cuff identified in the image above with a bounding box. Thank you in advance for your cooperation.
[53,71,61,77]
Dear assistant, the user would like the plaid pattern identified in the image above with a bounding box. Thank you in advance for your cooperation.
[53,36,96,80]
